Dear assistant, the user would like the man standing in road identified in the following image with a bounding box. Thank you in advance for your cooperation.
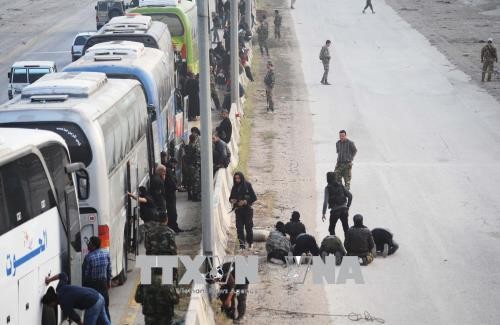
[362,0,375,14]
[334,130,357,190]
[481,38,498,82]
[344,214,375,266]
[257,16,269,56]
[264,61,275,112]
[319,40,332,85]
[82,236,112,322]
[151,164,167,215]
[274,10,282,40]
[322,171,353,237]
[229,172,257,250]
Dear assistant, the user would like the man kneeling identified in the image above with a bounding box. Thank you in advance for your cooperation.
[319,235,346,265]
[266,221,291,264]
[371,227,399,257]
[344,214,375,266]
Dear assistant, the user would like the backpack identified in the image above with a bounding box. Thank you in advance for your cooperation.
[327,184,346,208]
[216,71,227,85]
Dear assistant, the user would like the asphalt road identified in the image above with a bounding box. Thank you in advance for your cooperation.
[292,1,500,324]
[0,0,96,103]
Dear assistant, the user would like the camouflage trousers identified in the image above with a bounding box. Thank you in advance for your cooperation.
[334,162,353,190]
[259,40,269,56]
[145,315,172,325]
[274,26,281,39]
[322,59,330,82]
[482,60,494,81]
[186,166,201,200]
[266,86,274,111]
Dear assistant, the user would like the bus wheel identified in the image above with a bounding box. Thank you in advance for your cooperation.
[117,238,128,285]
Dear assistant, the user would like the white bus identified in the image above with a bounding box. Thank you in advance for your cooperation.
[64,41,176,161]
[0,128,86,324]
[0,71,151,284]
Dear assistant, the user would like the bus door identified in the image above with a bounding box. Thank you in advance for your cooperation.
[64,182,82,285]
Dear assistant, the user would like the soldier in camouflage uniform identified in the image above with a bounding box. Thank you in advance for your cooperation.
[265,221,291,263]
[144,211,177,256]
[481,38,498,82]
[135,269,179,325]
[257,16,269,56]
[273,10,282,40]
[319,40,332,85]
[264,61,275,112]
[334,130,357,190]
[184,133,201,201]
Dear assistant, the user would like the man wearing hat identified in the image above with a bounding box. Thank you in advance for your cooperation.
[481,38,498,82]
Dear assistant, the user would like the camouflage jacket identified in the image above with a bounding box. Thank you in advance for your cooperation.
[319,45,331,62]
[257,23,269,41]
[481,44,498,62]
[144,222,177,255]
[266,230,291,255]
[274,14,282,27]
[185,142,201,168]
[264,70,275,88]
[135,275,179,316]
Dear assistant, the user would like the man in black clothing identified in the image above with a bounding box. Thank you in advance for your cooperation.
[344,214,375,265]
[164,168,182,233]
[216,109,232,143]
[293,233,320,256]
[229,172,257,249]
[372,228,399,257]
[284,211,306,245]
[322,171,352,236]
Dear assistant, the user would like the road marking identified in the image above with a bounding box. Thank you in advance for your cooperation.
[119,275,141,325]
[24,51,71,54]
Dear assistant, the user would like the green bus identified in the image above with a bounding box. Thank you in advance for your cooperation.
[130,0,199,74]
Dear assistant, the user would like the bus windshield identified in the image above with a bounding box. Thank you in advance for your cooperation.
[148,13,184,36]
[0,122,93,167]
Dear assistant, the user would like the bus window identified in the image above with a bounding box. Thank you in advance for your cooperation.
[0,122,94,167]
[0,154,56,235]
[12,68,28,83]
[149,13,184,36]
[0,176,8,232]
[28,68,51,83]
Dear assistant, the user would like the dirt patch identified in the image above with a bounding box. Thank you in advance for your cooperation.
[225,0,331,323]
[385,0,500,101]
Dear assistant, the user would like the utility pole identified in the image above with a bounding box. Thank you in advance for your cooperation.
[197,0,214,257]
[230,0,239,110]
[245,0,251,32]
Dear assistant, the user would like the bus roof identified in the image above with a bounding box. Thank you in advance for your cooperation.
[11,61,56,68]
[0,72,142,122]
[135,0,195,12]
[0,128,65,162]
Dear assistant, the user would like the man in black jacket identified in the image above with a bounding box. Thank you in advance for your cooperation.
[372,228,399,257]
[217,109,232,144]
[213,132,230,171]
[229,172,257,249]
[293,232,320,256]
[344,214,375,265]
[150,164,167,215]
[322,171,352,236]
[284,211,306,245]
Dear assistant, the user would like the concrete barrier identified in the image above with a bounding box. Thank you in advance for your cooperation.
[185,38,254,325]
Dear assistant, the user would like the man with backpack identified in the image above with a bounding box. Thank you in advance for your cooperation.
[322,171,353,237]
[319,40,332,85]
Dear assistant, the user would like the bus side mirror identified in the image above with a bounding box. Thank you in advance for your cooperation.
[76,169,90,200]
[147,104,156,121]
[65,162,86,174]
[7,72,11,80]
